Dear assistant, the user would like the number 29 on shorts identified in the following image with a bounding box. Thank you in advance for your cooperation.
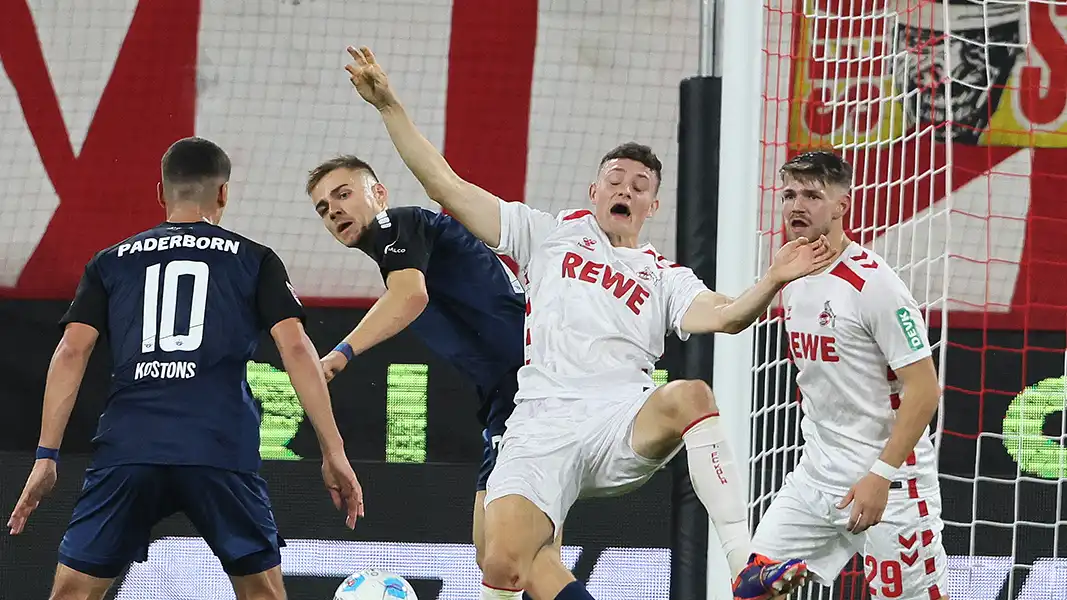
[865,556,902,598]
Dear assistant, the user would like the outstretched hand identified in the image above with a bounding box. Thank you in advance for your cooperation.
[322,451,364,529]
[344,46,399,111]
[7,459,58,535]
[768,235,835,284]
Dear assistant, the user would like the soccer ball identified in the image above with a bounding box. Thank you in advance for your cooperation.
[333,568,418,600]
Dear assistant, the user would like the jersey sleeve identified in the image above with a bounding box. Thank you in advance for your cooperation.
[378,208,433,275]
[255,248,306,330]
[59,255,109,333]
[861,271,932,370]
[663,266,710,341]
[488,200,557,272]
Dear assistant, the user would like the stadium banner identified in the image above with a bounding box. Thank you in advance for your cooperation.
[0,456,673,600]
[790,1,1067,149]
[786,0,1067,331]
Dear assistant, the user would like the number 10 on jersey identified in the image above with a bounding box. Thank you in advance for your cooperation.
[142,260,210,353]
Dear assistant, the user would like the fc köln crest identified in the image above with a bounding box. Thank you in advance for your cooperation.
[818,301,836,328]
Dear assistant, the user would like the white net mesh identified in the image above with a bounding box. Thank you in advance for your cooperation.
[196,0,454,300]
[524,0,699,257]
[757,0,1067,598]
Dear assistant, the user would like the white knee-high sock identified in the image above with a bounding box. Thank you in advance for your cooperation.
[682,413,753,578]
[481,583,524,599]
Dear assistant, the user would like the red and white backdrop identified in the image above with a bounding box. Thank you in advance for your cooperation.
[3,1,1065,318]
[0,0,698,305]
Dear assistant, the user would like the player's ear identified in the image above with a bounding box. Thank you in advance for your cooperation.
[588,182,597,204]
[156,182,166,209]
[835,191,851,220]
[372,182,388,208]
[218,182,229,209]
[647,197,659,218]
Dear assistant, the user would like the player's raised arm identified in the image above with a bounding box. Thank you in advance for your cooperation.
[8,258,106,535]
[344,46,503,247]
[679,235,835,334]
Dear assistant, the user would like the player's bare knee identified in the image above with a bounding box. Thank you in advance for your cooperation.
[231,566,286,600]
[49,566,111,600]
[480,544,529,591]
[656,379,717,432]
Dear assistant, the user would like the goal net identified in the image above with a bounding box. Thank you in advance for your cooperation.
[757,0,1067,598]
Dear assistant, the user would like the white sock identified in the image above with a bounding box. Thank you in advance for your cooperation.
[480,583,524,599]
[682,413,753,578]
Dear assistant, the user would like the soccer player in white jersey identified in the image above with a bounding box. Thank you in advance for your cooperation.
[341,46,829,600]
[749,151,947,600]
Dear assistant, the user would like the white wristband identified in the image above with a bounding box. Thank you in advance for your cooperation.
[869,459,898,481]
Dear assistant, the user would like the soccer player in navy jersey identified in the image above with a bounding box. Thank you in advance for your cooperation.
[307,155,569,598]
[7,137,363,600]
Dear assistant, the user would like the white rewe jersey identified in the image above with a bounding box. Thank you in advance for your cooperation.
[784,241,938,493]
[491,201,708,400]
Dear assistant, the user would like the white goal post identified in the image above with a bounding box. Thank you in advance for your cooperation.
[707,0,765,598]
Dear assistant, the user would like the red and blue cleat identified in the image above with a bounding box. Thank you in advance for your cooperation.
[732,553,809,599]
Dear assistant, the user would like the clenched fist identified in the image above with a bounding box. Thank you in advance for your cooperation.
[320,350,348,383]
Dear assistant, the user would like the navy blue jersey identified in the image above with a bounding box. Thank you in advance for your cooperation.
[355,207,525,407]
[61,221,304,473]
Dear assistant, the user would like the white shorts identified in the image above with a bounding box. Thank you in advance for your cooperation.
[751,469,948,600]
[483,386,682,535]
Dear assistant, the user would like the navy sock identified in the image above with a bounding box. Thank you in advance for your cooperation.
[554,581,595,600]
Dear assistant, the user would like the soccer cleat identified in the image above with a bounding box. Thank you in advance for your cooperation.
[732,553,809,599]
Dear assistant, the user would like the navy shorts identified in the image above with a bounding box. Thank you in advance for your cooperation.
[58,464,284,579]
[477,368,519,491]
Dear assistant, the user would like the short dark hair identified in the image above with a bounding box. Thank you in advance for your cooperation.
[599,142,663,189]
[306,155,379,196]
[160,137,231,201]
[779,150,852,189]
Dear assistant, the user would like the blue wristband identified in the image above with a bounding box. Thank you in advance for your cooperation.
[333,342,355,362]
[35,446,59,462]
